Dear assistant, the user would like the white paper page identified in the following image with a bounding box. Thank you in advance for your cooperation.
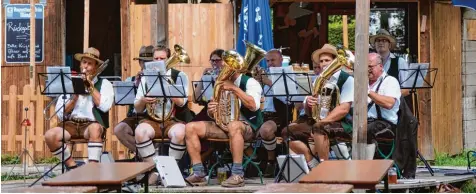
[145,61,166,73]
[168,84,186,97]
[201,75,216,101]
[143,69,167,97]
[401,63,429,88]
[46,67,74,95]
[269,66,297,96]
[290,75,315,102]
[112,81,135,105]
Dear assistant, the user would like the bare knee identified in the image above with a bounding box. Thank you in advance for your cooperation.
[169,124,186,141]
[185,122,197,135]
[228,121,244,137]
[135,123,153,142]
[45,127,62,143]
[87,123,103,139]
[114,122,130,135]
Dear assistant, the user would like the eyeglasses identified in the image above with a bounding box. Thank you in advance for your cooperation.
[210,59,222,63]
[375,39,390,43]
[368,64,380,70]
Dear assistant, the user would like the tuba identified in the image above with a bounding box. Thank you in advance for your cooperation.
[145,44,190,122]
[213,41,266,131]
[311,45,354,122]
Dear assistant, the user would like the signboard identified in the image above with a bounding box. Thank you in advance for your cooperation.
[5,4,44,63]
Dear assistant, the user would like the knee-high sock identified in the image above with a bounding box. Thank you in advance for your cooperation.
[52,144,71,162]
[88,142,103,162]
[169,142,186,161]
[331,143,350,160]
[262,137,277,151]
[136,139,157,159]
[365,143,376,160]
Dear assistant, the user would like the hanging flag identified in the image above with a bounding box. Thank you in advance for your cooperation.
[237,0,274,68]
[452,0,476,10]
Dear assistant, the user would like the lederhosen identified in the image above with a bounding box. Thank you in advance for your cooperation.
[59,79,109,139]
[120,75,147,132]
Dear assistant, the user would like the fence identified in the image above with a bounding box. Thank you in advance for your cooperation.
[1,85,130,165]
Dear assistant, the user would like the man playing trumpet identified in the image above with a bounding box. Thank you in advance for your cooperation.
[44,47,114,169]
[184,52,263,187]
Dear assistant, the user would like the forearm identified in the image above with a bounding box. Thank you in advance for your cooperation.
[134,100,146,113]
[401,89,410,97]
[369,92,395,109]
[233,87,256,111]
[64,99,77,114]
[320,106,348,122]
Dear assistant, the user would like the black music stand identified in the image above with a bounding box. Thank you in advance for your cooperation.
[31,69,87,187]
[262,69,313,183]
[399,65,438,177]
[192,78,215,106]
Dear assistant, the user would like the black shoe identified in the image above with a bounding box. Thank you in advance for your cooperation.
[263,162,276,178]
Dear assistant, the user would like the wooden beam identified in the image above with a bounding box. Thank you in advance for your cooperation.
[269,0,418,3]
[30,0,36,91]
[352,0,370,160]
[84,0,90,51]
[343,15,348,48]
[157,0,169,46]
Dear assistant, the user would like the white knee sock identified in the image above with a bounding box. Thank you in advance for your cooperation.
[52,144,71,162]
[331,143,350,160]
[262,137,277,151]
[88,142,103,162]
[169,142,186,161]
[136,139,157,159]
[307,157,320,169]
[365,143,376,160]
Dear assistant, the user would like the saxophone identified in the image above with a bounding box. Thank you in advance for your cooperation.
[213,41,266,131]
[145,44,190,122]
[311,45,354,122]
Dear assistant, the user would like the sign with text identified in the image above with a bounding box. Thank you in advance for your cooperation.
[5,4,44,63]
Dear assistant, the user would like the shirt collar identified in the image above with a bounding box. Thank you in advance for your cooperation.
[370,72,388,88]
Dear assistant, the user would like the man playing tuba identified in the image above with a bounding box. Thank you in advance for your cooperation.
[134,45,190,185]
[184,51,263,188]
[44,47,114,170]
[282,44,354,169]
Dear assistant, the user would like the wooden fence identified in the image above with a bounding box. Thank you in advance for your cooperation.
[1,85,131,164]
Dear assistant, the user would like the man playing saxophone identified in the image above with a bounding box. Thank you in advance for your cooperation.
[282,44,354,169]
[184,53,263,187]
[114,45,154,153]
[134,45,190,184]
[44,47,114,170]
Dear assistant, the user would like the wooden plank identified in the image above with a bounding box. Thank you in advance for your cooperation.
[35,86,45,153]
[84,0,90,51]
[431,2,462,155]
[157,0,168,46]
[30,0,36,91]
[417,0,434,160]
[467,20,476,41]
[120,0,132,79]
[343,15,348,48]
[352,0,369,160]
[8,85,18,152]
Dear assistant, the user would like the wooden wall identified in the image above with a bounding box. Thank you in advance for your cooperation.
[430,2,463,155]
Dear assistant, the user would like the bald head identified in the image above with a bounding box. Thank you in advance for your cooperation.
[266,49,283,67]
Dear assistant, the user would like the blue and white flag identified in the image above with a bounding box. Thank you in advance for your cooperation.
[452,0,476,10]
[237,0,274,68]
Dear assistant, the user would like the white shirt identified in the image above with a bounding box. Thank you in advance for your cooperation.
[134,69,189,111]
[229,74,262,120]
[383,52,409,82]
[368,72,401,124]
[56,79,114,121]
[263,85,288,112]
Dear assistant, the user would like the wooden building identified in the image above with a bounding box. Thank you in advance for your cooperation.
[0,0,471,161]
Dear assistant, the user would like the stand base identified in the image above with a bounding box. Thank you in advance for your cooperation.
[274,154,308,183]
[417,150,434,176]
[5,149,43,183]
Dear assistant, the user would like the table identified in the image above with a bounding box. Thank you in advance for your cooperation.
[42,162,155,193]
[8,186,97,193]
[255,183,354,193]
[299,160,393,192]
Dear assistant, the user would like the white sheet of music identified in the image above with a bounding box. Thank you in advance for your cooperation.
[269,66,298,96]
[144,61,166,73]
[290,74,315,102]
[201,75,216,101]
[401,63,429,88]
[143,69,169,97]
[46,66,74,95]
[112,81,135,105]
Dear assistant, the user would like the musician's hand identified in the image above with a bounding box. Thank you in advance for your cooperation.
[207,100,218,115]
[306,96,319,107]
[261,76,272,86]
[141,97,156,103]
[203,68,213,75]
[221,80,236,91]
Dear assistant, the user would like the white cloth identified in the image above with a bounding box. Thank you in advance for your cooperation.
[134,69,189,110]
[229,74,262,120]
[382,52,409,82]
[368,72,401,124]
[56,79,114,121]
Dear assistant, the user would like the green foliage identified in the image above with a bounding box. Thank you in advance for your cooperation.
[35,156,60,164]
[461,180,476,193]
[417,150,476,167]
[1,155,20,165]
[328,22,356,51]
[1,174,41,181]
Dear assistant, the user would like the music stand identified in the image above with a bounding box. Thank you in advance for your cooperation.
[399,64,438,176]
[261,67,313,183]
[31,67,86,187]
[192,75,215,106]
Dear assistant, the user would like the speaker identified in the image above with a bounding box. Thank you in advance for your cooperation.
[153,156,186,188]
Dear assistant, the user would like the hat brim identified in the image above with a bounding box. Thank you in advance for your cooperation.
[74,53,104,64]
[312,48,338,64]
[370,34,397,48]
[133,57,154,61]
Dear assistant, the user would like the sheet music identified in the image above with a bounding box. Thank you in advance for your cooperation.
[143,69,168,97]
[168,84,186,97]
[401,63,429,88]
[290,75,315,102]
[45,67,74,94]
[201,75,216,101]
[269,66,298,96]
[145,61,166,73]
[112,81,135,105]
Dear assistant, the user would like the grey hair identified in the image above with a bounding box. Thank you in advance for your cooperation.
[369,53,382,65]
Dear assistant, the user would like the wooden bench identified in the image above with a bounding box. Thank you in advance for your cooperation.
[42,162,155,193]
[9,186,97,193]
[255,183,354,193]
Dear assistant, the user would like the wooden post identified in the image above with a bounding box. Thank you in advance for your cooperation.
[84,0,90,51]
[30,1,36,91]
[157,0,169,46]
[352,0,370,160]
[343,15,348,48]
